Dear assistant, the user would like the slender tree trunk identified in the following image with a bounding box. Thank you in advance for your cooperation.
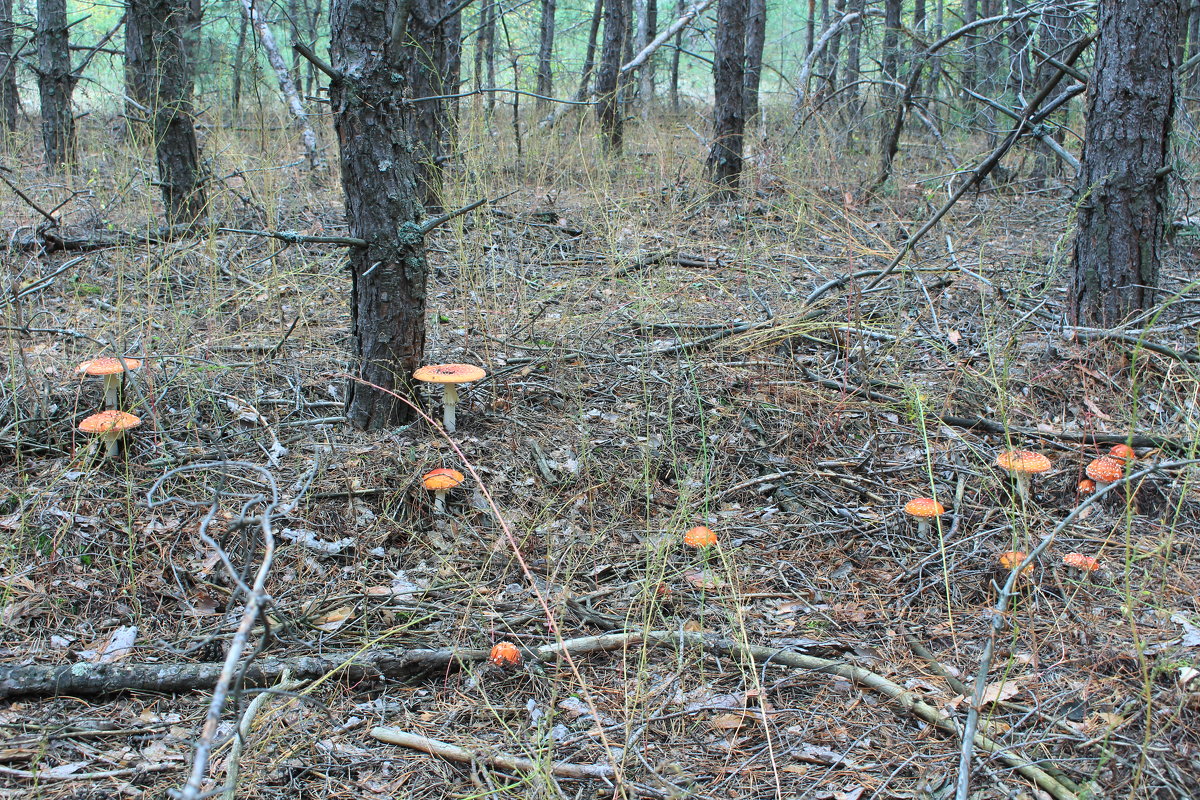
[1030,0,1075,185]
[1070,0,1181,326]
[238,0,323,170]
[915,0,926,31]
[596,0,627,151]
[1189,0,1200,91]
[0,0,17,136]
[805,0,815,56]
[743,0,765,124]
[636,0,656,114]
[843,0,865,122]
[961,0,977,104]
[577,0,604,100]
[1007,0,1032,97]
[37,0,75,171]
[330,0,430,429]
[231,13,248,111]
[441,2,462,132]
[535,0,556,112]
[126,0,207,225]
[880,0,901,109]
[484,1,496,112]
[619,0,635,106]
[706,0,746,198]
[669,0,682,110]
[980,0,1000,141]
[819,0,846,98]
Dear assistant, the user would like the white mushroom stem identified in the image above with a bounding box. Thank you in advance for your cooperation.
[433,489,448,513]
[1095,480,1112,493]
[1014,472,1033,502]
[102,374,120,409]
[442,382,461,432]
[917,519,931,537]
[100,431,123,458]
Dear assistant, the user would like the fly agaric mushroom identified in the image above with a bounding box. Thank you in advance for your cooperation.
[1109,444,1136,462]
[422,468,464,513]
[904,498,946,537]
[995,450,1051,503]
[489,641,521,667]
[413,363,486,433]
[1085,456,1124,493]
[1077,478,1096,496]
[1062,552,1101,573]
[77,357,142,409]
[684,525,718,549]
[78,410,141,458]
[998,550,1033,575]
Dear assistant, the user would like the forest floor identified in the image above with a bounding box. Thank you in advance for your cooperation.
[2,111,1200,800]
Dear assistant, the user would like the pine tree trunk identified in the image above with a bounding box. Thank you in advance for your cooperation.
[397,0,450,212]
[960,0,977,103]
[706,0,746,198]
[880,0,901,108]
[126,0,207,225]
[819,0,846,99]
[636,0,656,114]
[441,2,463,131]
[743,0,766,124]
[1070,0,1181,326]
[843,0,865,121]
[37,0,75,171]
[484,1,496,112]
[535,0,556,112]
[669,0,682,110]
[619,0,635,106]
[596,0,626,151]
[577,0,603,100]
[331,0,430,430]
[0,0,17,136]
[231,13,248,111]
[238,0,323,170]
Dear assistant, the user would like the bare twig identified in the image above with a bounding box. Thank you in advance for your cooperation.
[370,728,617,780]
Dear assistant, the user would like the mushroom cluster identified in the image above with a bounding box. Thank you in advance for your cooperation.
[74,356,145,459]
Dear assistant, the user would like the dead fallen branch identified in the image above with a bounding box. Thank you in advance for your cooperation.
[370,728,616,780]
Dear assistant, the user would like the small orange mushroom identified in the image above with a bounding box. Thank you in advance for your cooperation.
[998,550,1032,575]
[1109,444,1136,462]
[1062,552,1101,573]
[683,525,717,549]
[489,641,521,667]
[78,410,141,458]
[422,468,464,513]
[1077,478,1096,496]
[77,357,142,409]
[413,363,486,433]
[1085,456,1124,492]
[904,497,946,537]
[995,450,1051,503]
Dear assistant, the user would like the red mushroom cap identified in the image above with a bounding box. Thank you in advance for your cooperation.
[995,450,1051,475]
[1085,456,1124,484]
[683,525,718,548]
[1109,444,1136,461]
[904,498,946,518]
[489,641,521,667]
[1062,552,1101,572]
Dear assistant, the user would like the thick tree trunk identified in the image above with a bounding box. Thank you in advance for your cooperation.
[743,0,765,124]
[596,0,627,151]
[535,0,556,112]
[37,0,75,171]
[1070,0,1180,327]
[706,0,746,198]
[395,0,451,212]
[0,0,17,136]
[126,0,207,225]
[238,0,323,170]
[331,0,430,429]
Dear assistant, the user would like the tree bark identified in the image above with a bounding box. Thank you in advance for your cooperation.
[961,0,977,102]
[394,0,451,212]
[331,0,430,430]
[440,1,463,134]
[881,0,902,108]
[706,0,746,198]
[843,0,865,121]
[238,0,323,171]
[0,0,17,136]
[596,0,627,151]
[535,0,556,113]
[743,0,766,124]
[635,0,656,113]
[484,1,496,112]
[1070,0,1181,326]
[126,0,207,225]
[231,12,248,111]
[37,0,75,171]
[669,0,683,110]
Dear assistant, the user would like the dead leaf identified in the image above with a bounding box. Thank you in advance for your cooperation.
[313,606,354,632]
[947,329,961,346]
[979,678,1023,705]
